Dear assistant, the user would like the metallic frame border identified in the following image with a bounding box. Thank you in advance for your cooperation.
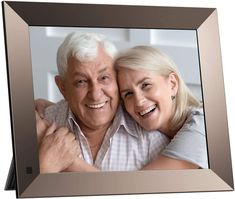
[2,1,233,197]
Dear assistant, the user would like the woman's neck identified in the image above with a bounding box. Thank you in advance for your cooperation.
[162,115,188,139]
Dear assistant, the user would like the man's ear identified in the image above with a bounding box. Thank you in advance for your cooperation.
[55,75,66,98]
[168,72,178,96]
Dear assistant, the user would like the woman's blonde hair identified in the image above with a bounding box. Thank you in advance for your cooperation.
[115,45,201,132]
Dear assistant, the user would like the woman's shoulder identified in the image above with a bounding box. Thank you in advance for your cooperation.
[181,107,205,136]
[187,106,204,117]
[162,107,208,168]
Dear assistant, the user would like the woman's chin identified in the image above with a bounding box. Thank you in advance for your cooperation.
[141,122,159,131]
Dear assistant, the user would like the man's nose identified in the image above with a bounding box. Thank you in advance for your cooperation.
[88,83,103,101]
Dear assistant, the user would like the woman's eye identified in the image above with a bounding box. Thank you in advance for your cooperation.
[142,82,151,89]
[123,91,133,99]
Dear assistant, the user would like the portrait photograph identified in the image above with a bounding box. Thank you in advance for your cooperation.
[31,26,208,173]
[0,0,234,199]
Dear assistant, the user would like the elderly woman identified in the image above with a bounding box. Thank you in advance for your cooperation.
[114,45,208,169]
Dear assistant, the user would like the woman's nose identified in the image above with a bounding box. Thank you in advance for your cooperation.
[134,92,146,107]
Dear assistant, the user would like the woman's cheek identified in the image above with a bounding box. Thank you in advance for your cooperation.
[124,100,132,112]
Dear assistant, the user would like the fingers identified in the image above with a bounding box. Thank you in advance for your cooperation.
[39,127,79,173]
[66,132,76,142]
[36,111,50,127]
[35,110,40,121]
[54,130,78,154]
[60,132,77,148]
[42,125,78,155]
[35,99,45,118]
[35,99,55,118]
[56,127,69,135]
[36,111,52,145]
[48,127,76,146]
[75,143,81,157]
[66,138,80,158]
[44,122,57,136]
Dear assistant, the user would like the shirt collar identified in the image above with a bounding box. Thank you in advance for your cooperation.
[67,103,139,138]
[115,105,139,138]
[67,108,84,136]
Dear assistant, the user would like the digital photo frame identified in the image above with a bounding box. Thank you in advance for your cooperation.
[2,1,233,198]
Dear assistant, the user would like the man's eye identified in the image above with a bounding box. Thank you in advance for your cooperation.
[99,75,111,84]
[74,80,87,86]
[101,75,110,81]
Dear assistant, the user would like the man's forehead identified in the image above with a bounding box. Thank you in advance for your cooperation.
[70,59,113,70]
[66,56,115,76]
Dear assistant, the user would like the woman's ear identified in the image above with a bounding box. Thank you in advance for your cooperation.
[168,72,178,96]
[55,75,66,98]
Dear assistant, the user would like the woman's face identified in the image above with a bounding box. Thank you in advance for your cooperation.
[118,67,178,132]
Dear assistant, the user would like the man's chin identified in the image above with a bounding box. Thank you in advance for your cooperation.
[90,119,111,127]
[80,114,109,125]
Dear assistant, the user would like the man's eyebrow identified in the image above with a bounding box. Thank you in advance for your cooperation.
[98,67,108,73]
[72,72,87,78]
[71,67,109,78]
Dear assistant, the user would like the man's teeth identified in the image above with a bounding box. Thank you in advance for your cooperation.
[87,102,106,109]
[139,105,156,116]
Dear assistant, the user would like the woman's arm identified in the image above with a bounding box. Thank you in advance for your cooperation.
[64,154,199,172]
[64,157,99,172]
[142,155,199,170]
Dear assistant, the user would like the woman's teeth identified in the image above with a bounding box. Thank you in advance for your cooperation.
[139,104,157,116]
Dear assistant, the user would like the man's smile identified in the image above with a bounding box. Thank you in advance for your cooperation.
[86,100,109,109]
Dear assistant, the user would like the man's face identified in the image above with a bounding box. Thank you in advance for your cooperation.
[57,47,119,131]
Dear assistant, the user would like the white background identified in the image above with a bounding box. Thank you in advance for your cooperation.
[0,0,234,199]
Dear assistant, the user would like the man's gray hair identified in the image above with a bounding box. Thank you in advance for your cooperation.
[57,32,118,78]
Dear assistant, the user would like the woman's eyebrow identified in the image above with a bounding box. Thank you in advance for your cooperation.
[120,88,131,94]
[136,77,151,85]
[120,77,151,94]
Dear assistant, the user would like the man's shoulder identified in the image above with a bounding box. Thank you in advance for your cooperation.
[45,99,68,113]
[44,99,69,123]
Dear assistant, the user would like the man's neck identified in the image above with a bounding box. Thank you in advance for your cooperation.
[80,123,110,161]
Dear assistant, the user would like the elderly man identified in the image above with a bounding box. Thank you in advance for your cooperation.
[37,32,169,173]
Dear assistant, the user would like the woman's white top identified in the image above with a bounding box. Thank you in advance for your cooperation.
[161,107,208,168]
